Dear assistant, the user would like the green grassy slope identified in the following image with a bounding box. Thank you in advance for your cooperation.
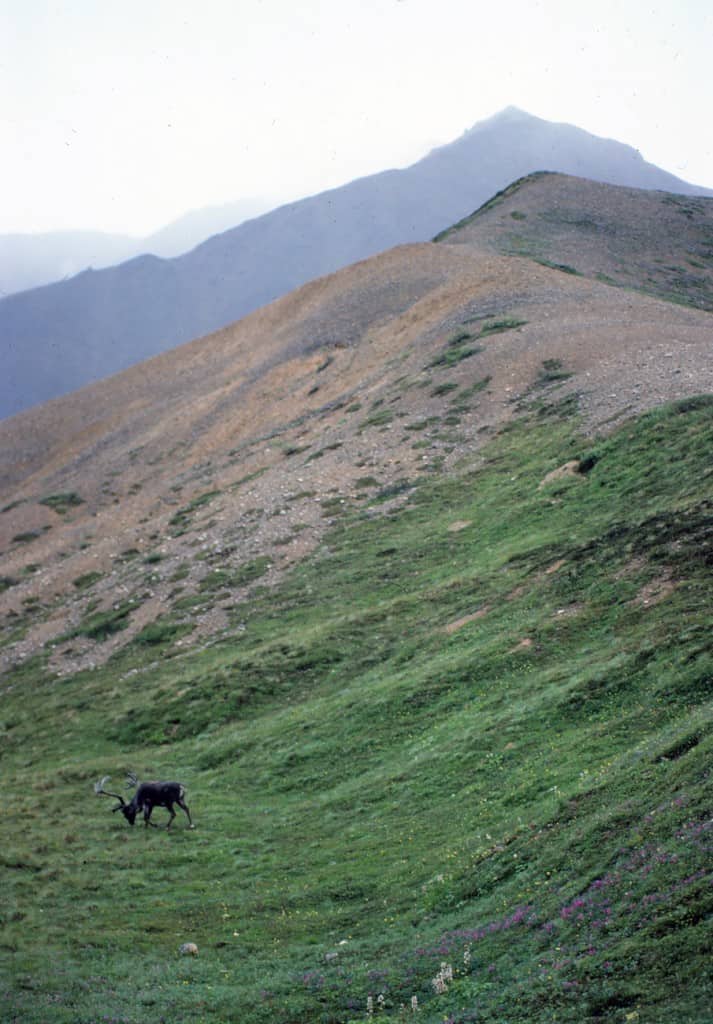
[2,393,712,1023]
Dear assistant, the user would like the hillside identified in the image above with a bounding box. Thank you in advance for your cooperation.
[3,106,712,420]
[438,171,713,311]
[1,177,712,1023]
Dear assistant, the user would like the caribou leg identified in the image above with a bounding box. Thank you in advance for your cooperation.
[177,797,193,827]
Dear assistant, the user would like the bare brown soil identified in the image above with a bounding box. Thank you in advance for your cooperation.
[443,607,490,635]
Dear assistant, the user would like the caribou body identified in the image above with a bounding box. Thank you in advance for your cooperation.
[95,773,193,828]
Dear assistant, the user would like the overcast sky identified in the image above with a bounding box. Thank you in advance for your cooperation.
[2,0,711,237]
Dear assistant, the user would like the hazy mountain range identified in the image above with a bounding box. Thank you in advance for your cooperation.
[2,106,711,421]
[0,197,272,298]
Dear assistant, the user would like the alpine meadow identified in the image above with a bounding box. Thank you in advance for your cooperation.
[1,171,712,1023]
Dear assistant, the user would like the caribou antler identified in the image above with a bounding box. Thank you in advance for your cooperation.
[125,771,139,790]
[94,775,126,810]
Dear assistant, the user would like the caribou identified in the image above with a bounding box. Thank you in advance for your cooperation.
[94,772,193,828]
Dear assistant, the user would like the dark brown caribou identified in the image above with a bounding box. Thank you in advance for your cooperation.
[94,772,193,828]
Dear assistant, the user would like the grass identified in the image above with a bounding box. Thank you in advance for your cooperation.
[428,344,482,369]
[478,316,527,337]
[533,258,582,275]
[536,358,573,385]
[132,617,194,648]
[428,319,525,371]
[12,530,45,545]
[359,408,394,430]
[69,599,139,641]
[169,491,222,534]
[72,571,104,591]
[431,382,459,398]
[39,492,84,514]
[1,396,712,1023]
[199,557,272,593]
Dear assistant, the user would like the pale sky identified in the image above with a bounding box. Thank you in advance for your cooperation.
[1,0,711,237]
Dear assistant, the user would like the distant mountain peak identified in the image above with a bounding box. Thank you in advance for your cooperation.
[490,104,532,120]
[465,105,537,133]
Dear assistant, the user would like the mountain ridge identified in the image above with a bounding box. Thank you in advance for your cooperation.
[438,170,713,310]
[2,174,712,678]
[2,108,711,420]
[0,197,272,298]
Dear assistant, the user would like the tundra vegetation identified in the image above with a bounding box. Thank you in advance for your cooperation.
[1,395,711,1023]
[39,492,84,514]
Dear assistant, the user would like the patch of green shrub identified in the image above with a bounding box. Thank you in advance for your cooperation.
[405,417,440,431]
[374,479,413,503]
[359,408,394,429]
[429,318,525,371]
[431,382,459,397]
[172,593,206,611]
[169,490,221,533]
[534,258,581,275]
[169,563,191,582]
[133,618,192,647]
[73,600,136,641]
[537,358,573,384]
[478,316,527,337]
[320,496,348,516]
[454,375,492,402]
[12,530,43,544]
[39,492,83,513]
[200,556,271,592]
[73,571,103,591]
[428,343,483,369]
